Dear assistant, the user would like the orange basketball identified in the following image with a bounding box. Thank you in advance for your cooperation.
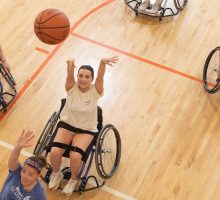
[34,8,70,45]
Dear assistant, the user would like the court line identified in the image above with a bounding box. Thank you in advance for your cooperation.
[0,0,115,121]
[0,140,32,157]
[0,43,63,121]
[0,1,136,199]
[89,180,137,200]
[71,32,203,84]
[70,0,116,32]
[0,139,136,200]
[0,1,198,199]
[35,47,50,54]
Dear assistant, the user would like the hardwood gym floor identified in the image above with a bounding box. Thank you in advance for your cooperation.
[0,0,220,199]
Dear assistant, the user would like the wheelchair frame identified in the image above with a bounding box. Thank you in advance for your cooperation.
[203,46,220,94]
[125,0,188,21]
[33,99,121,193]
[0,64,16,112]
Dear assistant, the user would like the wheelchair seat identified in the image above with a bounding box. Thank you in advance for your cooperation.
[46,102,103,162]
[46,99,103,162]
[34,98,121,193]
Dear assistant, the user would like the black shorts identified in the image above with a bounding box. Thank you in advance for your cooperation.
[57,121,98,136]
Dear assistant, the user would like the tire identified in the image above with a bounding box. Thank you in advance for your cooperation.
[203,47,220,94]
[174,0,188,11]
[95,124,121,179]
[33,112,59,156]
[0,64,16,88]
[0,81,3,95]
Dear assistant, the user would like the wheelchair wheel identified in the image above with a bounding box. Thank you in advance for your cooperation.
[0,64,16,88]
[203,47,220,94]
[0,81,3,96]
[0,82,6,111]
[34,112,59,156]
[95,124,121,179]
[174,0,188,11]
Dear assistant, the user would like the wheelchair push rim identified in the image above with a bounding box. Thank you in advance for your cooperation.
[203,46,220,94]
[34,112,59,156]
[95,124,121,179]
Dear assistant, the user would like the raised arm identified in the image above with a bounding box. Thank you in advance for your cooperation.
[0,45,10,72]
[65,59,75,91]
[95,56,119,95]
[8,130,35,171]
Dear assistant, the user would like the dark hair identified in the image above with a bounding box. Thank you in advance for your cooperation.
[25,155,47,173]
[78,65,94,80]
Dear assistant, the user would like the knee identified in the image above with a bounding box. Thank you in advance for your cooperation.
[50,147,63,159]
[70,151,82,161]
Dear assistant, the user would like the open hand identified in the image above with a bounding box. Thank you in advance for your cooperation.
[16,130,35,149]
[101,56,119,66]
[66,58,75,73]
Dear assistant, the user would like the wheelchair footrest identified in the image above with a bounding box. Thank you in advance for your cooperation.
[41,167,52,184]
[77,175,105,193]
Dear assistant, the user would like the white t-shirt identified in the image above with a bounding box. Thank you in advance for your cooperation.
[60,83,102,131]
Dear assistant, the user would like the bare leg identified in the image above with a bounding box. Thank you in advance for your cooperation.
[154,0,163,6]
[62,133,94,196]
[50,128,74,172]
[147,0,163,14]
[70,134,94,180]
[49,127,74,190]
[152,0,163,9]
[138,0,151,11]
[139,0,163,15]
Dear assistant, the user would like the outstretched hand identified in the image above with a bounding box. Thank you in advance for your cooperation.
[16,130,35,149]
[101,56,119,66]
[66,58,75,73]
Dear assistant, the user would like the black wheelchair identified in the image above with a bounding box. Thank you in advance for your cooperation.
[33,99,121,193]
[125,0,188,21]
[0,64,16,112]
[203,46,220,94]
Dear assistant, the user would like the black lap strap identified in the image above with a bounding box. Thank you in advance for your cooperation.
[57,121,98,135]
[51,142,86,161]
